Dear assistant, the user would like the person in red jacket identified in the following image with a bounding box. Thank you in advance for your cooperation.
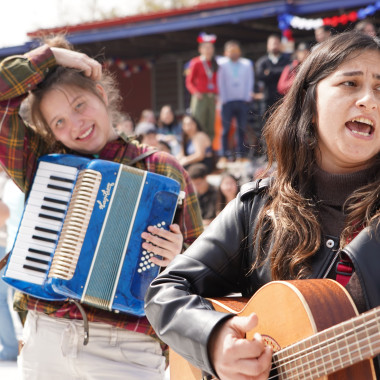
[185,32,218,143]
[277,42,310,95]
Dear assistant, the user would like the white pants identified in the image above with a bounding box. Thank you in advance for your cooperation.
[18,311,165,380]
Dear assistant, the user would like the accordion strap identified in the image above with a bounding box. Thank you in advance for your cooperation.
[69,299,90,345]
[0,252,9,271]
[0,253,90,344]
[128,148,158,166]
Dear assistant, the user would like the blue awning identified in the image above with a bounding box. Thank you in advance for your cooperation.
[0,0,375,56]
[64,0,377,44]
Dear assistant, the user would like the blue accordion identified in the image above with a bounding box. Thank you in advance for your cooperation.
[2,154,182,316]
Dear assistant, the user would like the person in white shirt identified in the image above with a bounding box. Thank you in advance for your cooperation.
[217,40,254,164]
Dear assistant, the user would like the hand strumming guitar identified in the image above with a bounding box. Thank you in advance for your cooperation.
[208,313,273,380]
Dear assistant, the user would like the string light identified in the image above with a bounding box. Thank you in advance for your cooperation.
[278,1,380,39]
[103,58,153,78]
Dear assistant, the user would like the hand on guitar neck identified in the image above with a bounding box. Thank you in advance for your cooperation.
[208,313,273,380]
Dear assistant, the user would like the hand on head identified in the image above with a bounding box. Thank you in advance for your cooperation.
[208,313,273,380]
[50,47,102,81]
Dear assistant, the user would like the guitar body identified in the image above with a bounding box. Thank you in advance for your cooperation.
[170,279,376,380]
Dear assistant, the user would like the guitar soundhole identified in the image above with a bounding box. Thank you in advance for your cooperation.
[269,363,279,380]
[263,335,281,351]
[263,335,280,379]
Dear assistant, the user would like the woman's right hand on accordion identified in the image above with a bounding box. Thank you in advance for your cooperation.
[141,223,183,267]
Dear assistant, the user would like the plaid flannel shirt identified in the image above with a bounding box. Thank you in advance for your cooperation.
[0,45,203,351]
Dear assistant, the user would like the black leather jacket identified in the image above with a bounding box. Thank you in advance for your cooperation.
[145,179,380,377]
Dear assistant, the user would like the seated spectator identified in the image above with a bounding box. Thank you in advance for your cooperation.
[314,25,333,43]
[177,114,214,173]
[354,19,377,37]
[187,163,217,227]
[138,109,156,125]
[134,121,159,148]
[115,112,135,137]
[277,42,310,95]
[157,105,182,155]
[157,105,182,142]
[135,122,173,155]
[157,139,172,154]
[216,172,240,215]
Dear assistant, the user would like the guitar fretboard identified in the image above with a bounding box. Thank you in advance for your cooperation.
[272,307,380,379]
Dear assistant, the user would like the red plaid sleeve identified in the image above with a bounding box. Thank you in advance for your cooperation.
[0,45,55,191]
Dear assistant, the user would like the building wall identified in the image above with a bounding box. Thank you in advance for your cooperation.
[109,58,153,122]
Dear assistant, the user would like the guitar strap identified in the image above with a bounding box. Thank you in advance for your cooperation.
[342,226,380,374]
[335,253,354,287]
[240,178,273,295]
[342,226,380,310]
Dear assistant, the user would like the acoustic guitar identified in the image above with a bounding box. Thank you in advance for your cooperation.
[170,279,380,379]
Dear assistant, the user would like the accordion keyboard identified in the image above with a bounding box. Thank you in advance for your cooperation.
[5,161,78,285]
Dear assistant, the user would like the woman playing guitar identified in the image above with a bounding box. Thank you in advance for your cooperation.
[146,31,380,380]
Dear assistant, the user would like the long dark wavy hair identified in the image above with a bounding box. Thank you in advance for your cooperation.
[255,31,380,280]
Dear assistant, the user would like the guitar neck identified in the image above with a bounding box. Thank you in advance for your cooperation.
[273,306,380,379]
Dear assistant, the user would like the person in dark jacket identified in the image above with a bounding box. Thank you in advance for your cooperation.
[255,34,291,113]
[145,31,380,380]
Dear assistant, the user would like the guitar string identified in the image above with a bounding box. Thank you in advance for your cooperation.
[273,316,379,367]
[268,334,380,379]
[267,323,380,379]
[266,315,380,379]
[269,322,380,379]
[271,307,379,366]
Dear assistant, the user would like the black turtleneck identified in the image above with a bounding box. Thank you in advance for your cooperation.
[313,164,380,314]
[313,165,378,237]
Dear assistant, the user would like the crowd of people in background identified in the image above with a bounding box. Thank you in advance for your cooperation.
[113,18,379,228]
[0,13,379,380]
